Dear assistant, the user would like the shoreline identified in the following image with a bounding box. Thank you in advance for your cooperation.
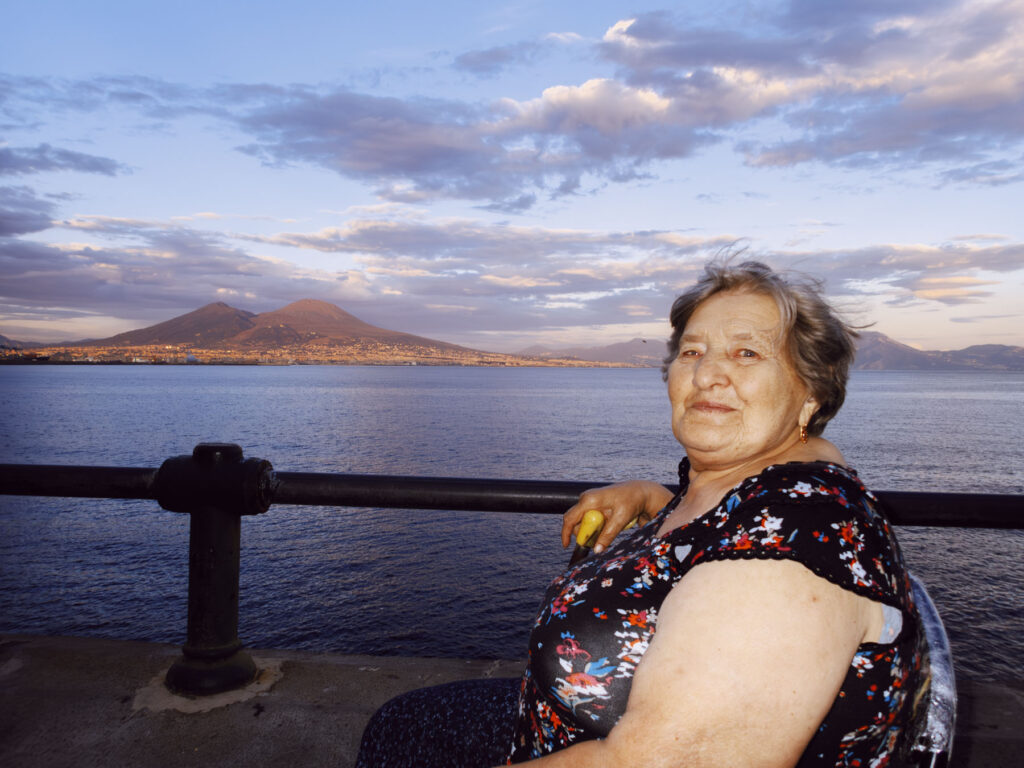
[4,356,1024,371]
[0,354,646,369]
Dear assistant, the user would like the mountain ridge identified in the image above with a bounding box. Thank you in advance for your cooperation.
[97,302,257,347]
[3,301,1024,370]
[520,331,1024,371]
[4,299,545,366]
[74,298,473,355]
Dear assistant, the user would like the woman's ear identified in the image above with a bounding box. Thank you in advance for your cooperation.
[799,396,819,430]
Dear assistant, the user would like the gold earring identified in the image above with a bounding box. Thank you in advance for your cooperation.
[799,424,808,444]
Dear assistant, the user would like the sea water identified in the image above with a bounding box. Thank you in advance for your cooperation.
[0,365,1021,680]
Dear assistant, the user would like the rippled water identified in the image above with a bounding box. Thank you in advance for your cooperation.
[0,365,1021,680]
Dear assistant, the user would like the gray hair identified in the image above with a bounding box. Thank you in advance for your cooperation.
[662,260,859,436]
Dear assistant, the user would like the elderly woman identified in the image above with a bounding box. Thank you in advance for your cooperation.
[357,261,924,767]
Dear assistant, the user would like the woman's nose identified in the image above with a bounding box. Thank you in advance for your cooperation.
[693,351,728,388]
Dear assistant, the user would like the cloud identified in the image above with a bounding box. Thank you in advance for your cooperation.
[907,275,998,304]
[453,41,545,77]
[0,143,123,176]
[790,240,1024,278]
[4,199,1024,347]
[546,32,584,44]
[0,207,735,343]
[4,1,1022,209]
[0,185,56,235]
[603,3,1024,179]
[0,74,195,122]
[228,86,540,207]
[950,313,1020,323]
[0,213,375,336]
[223,78,718,208]
[779,0,961,33]
[600,13,813,78]
[496,78,700,152]
[949,233,1010,242]
[619,303,654,316]
[170,211,300,223]
[240,217,728,266]
[234,216,1024,339]
[773,240,1024,313]
[230,0,1019,196]
[479,274,563,288]
[940,159,1024,186]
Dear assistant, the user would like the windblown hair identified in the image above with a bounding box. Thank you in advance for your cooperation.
[663,260,859,437]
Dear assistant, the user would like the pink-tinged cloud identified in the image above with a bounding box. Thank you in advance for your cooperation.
[5,2,1019,210]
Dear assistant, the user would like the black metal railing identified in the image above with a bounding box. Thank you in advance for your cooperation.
[2,443,1023,696]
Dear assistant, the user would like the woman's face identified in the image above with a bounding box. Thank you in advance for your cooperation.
[667,290,819,472]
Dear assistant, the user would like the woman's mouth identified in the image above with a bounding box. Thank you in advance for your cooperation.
[689,401,735,413]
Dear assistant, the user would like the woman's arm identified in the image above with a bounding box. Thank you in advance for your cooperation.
[502,557,873,768]
[561,480,674,553]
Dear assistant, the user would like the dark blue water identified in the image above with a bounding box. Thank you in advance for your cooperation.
[0,366,1021,680]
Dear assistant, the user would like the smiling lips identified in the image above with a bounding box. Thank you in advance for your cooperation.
[688,400,735,413]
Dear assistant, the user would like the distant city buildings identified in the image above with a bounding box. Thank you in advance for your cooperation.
[0,342,627,367]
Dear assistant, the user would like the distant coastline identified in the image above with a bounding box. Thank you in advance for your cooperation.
[5,357,1024,372]
[3,299,1023,371]
[0,355,633,369]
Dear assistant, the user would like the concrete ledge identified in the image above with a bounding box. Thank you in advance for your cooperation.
[1,633,1021,767]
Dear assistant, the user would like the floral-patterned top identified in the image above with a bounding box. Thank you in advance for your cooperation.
[507,460,924,766]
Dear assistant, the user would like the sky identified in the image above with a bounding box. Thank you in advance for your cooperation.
[2,0,1023,352]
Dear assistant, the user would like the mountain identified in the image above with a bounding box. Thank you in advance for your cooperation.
[0,333,38,349]
[854,331,1024,370]
[524,331,1024,371]
[92,302,258,347]
[520,338,665,366]
[947,344,1024,369]
[6,302,1024,369]
[224,299,466,353]
[75,299,467,352]
[853,332,940,370]
[56,298,503,364]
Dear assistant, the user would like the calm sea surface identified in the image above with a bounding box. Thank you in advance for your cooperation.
[0,366,1021,681]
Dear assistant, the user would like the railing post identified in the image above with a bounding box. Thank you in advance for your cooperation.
[154,443,274,695]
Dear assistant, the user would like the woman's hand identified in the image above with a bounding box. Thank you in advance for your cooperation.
[561,480,674,553]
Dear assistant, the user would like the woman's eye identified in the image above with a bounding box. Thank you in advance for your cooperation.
[679,348,701,357]
[736,348,759,358]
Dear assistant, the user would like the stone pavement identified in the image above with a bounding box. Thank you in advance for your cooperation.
[1,633,1020,767]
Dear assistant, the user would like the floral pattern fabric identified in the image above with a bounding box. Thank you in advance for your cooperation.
[507,460,924,766]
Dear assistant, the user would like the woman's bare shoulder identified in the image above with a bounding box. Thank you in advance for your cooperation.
[790,436,846,466]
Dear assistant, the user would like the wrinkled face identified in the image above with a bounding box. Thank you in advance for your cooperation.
[667,290,818,472]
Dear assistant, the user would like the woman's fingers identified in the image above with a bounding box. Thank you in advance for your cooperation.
[561,501,587,548]
[591,515,621,553]
[561,491,611,547]
[576,509,606,547]
[591,505,644,553]
[563,480,674,552]
[561,483,646,550]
